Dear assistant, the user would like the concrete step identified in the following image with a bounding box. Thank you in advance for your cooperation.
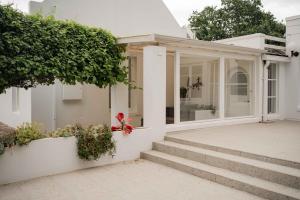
[165,135,300,170]
[153,141,300,189]
[141,150,300,200]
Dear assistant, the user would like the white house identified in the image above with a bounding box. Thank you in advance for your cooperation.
[0,0,299,132]
[0,0,300,187]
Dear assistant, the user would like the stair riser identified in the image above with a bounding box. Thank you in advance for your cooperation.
[165,136,300,170]
[141,152,299,200]
[154,142,300,189]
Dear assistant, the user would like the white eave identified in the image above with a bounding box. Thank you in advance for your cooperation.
[262,54,291,63]
[118,34,265,56]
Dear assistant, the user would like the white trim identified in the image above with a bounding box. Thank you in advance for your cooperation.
[166,116,259,132]
[219,56,225,119]
[174,51,180,124]
[262,54,291,63]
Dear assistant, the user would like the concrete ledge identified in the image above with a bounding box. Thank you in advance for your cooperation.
[0,128,154,185]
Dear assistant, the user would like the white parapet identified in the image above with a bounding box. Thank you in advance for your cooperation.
[0,128,152,185]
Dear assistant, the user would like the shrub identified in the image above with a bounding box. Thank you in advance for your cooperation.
[76,125,115,160]
[0,5,128,94]
[48,124,82,138]
[16,122,45,145]
[0,122,16,155]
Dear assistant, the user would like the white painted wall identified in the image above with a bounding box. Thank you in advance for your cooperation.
[285,15,300,120]
[0,128,155,185]
[0,88,31,128]
[29,0,187,38]
[55,83,111,129]
[31,85,55,131]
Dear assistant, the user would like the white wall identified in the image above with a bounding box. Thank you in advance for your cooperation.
[31,85,55,131]
[285,15,300,120]
[215,33,265,50]
[0,88,31,128]
[0,128,155,185]
[55,83,111,129]
[29,0,187,38]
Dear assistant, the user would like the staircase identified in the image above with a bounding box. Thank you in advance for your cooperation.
[141,135,300,200]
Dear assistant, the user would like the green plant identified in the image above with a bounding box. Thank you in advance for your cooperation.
[48,124,82,138]
[189,0,285,41]
[180,87,188,98]
[0,122,16,155]
[0,5,128,94]
[16,122,45,145]
[76,125,115,160]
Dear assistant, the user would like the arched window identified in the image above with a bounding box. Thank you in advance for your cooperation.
[230,69,248,96]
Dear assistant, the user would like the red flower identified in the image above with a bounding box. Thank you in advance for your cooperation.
[111,126,120,131]
[124,124,134,135]
[116,113,124,123]
[111,112,134,135]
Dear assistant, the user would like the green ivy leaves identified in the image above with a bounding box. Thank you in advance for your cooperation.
[0,5,127,93]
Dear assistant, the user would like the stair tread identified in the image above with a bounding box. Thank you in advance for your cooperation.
[157,140,300,177]
[165,135,300,169]
[143,150,300,198]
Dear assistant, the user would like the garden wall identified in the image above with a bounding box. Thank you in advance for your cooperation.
[0,128,153,185]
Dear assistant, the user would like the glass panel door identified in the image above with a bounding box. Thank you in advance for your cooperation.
[180,55,219,122]
[225,59,254,117]
[267,63,278,114]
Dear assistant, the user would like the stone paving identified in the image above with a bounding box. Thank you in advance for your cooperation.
[0,160,264,200]
[169,120,300,163]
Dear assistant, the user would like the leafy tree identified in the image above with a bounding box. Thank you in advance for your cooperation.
[189,0,286,41]
[0,5,127,94]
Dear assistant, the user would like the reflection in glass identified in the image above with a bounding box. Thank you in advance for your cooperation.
[180,55,219,122]
[225,59,254,117]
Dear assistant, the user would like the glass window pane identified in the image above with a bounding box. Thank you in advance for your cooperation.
[180,55,219,122]
[225,59,254,117]
[268,80,276,97]
[268,98,276,114]
[268,64,277,79]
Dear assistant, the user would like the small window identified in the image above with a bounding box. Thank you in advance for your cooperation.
[12,87,20,112]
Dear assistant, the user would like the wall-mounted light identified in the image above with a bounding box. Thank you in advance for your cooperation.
[291,51,299,57]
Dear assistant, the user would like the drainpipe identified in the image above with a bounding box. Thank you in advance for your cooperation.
[261,60,270,122]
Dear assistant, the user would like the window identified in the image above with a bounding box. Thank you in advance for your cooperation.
[267,63,278,114]
[12,87,20,112]
[225,59,254,117]
[180,55,219,122]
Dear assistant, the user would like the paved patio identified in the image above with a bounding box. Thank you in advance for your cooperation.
[0,160,264,200]
[168,120,300,163]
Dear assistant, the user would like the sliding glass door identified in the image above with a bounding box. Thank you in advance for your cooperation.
[267,63,278,114]
[180,55,219,122]
[225,59,254,117]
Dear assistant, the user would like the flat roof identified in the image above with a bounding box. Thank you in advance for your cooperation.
[118,34,265,55]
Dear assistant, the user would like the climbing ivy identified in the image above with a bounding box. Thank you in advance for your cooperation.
[0,5,127,93]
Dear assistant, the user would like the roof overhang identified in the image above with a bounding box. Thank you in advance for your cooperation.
[118,34,265,56]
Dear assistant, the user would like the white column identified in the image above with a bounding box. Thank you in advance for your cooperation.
[143,46,166,140]
[174,51,180,124]
[219,57,225,119]
[110,84,128,126]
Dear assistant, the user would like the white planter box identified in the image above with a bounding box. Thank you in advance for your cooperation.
[0,128,153,185]
[195,110,216,120]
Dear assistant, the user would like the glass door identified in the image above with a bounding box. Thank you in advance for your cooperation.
[267,63,278,114]
[225,59,254,117]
